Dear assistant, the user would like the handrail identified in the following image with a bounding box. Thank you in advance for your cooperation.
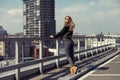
[0,36,113,41]
[0,44,112,73]
[0,36,116,80]
[75,44,111,53]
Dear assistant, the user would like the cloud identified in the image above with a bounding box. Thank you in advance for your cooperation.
[61,1,97,13]
[12,19,22,23]
[99,0,120,6]
[61,4,87,13]
[0,8,22,17]
[56,0,120,34]
[93,8,120,18]
[88,2,96,6]
[7,9,22,16]
[108,8,120,16]
[0,8,6,12]
[0,8,22,34]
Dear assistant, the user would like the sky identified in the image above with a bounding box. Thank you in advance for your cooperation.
[0,0,120,35]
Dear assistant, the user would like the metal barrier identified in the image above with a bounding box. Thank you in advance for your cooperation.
[0,36,115,80]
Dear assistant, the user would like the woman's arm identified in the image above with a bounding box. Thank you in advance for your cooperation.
[54,26,69,38]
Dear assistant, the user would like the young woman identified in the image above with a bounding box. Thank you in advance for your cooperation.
[50,16,77,74]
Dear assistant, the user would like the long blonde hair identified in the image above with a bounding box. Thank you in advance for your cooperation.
[64,16,75,31]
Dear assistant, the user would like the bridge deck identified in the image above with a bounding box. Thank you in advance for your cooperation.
[22,49,120,80]
[79,50,120,80]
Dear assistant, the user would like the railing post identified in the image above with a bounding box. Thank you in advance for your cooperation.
[85,37,87,58]
[90,38,93,48]
[21,42,24,62]
[90,38,93,56]
[110,37,113,48]
[100,37,102,46]
[103,38,105,45]
[39,40,43,74]
[100,37,103,51]
[15,41,20,80]
[85,38,87,50]
[106,38,108,45]
[55,39,60,68]
[96,37,98,53]
[108,37,110,45]
[15,41,18,64]
[112,37,115,47]
[96,37,98,47]
[102,37,105,51]
[77,38,80,60]
[106,37,110,50]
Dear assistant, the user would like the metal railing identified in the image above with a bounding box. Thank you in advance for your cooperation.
[0,36,115,80]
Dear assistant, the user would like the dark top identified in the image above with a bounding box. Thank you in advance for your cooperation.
[54,25,73,39]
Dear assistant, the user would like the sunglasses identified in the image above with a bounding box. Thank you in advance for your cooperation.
[65,18,69,20]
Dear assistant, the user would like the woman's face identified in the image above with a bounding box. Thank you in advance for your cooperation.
[64,16,70,23]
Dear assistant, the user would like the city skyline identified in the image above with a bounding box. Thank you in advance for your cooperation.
[0,0,120,34]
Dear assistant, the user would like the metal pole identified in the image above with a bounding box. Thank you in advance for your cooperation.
[96,37,98,54]
[21,42,24,62]
[85,38,87,58]
[91,38,93,56]
[85,38,87,50]
[100,37,102,46]
[55,39,59,68]
[91,38,93,48]
[15,41,20,80]
[100,37,102,52]
[96,37,98,47]
[77,38,80,60]
[15,41,18,64]
[110,37,113,48]
[39,40,43,74]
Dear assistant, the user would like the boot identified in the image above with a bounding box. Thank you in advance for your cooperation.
[70,66,78,74]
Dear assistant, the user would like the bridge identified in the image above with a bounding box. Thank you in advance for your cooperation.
[0,36,120,80]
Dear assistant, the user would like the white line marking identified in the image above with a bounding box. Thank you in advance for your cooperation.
[110,61,120,63]
[90,74,120,76]
[78,55,119,80]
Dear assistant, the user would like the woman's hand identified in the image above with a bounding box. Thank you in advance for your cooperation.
[49,35,54,38]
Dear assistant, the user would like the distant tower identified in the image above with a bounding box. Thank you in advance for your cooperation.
[22,0,56,38]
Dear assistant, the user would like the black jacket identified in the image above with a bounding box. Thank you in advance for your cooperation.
[54,25,73,39]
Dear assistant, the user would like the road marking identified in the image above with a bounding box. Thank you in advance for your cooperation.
[110,61,120,63]
[90,74,120,76]
[78,55,119,80]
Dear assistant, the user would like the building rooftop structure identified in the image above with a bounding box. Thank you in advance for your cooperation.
[0,26,8,37]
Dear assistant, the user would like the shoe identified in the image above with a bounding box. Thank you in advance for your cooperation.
[70,67,73,74]
[70,66,78,74]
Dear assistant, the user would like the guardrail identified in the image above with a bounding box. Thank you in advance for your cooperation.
[0,36,115,80]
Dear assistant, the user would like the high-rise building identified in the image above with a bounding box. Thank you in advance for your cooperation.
[22,0,56,38]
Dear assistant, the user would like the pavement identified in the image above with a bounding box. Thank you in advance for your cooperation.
[78,52,120,80]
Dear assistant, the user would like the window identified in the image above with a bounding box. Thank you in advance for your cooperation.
[36,0,40,6]
[23,4,26,11]
[36,10,40,16]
